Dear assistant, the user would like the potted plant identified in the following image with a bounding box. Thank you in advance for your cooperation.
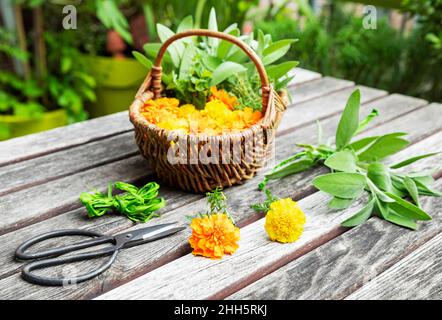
[0,3,95,140]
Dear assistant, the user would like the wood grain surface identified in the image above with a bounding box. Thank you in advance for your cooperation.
[346,231,442,300]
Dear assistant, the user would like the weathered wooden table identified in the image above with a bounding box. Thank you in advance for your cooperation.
[0,69,441,300]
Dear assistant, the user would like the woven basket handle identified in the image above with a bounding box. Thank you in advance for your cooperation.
[137,29,271,113]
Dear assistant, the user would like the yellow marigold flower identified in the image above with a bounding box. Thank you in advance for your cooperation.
[265,198,306,243]
[189,213,240,259]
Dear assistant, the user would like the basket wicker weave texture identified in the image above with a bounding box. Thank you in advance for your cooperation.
[129,29,288,193]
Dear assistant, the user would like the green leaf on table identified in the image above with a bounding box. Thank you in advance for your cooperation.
[336,89,361,150]
[366,177,394,202]
[390,152,440,169]
[413,179,442,197]
[385,192,432,221]
[355,109,379,135]
[341,197,375,227]
[403,176,420,207]
[358,133,409,162]
[132,51,152,69]
[385,211,417,230]
[324,150,357,173]
[374,196,390,219]
[266,61,299,81]
[313,172,366,199]
[367,162,392,192]
[262,39,297,65]
[210,61,247,86]
[349,136,379,152]
[266,158,314,180]
[329,197,356,210]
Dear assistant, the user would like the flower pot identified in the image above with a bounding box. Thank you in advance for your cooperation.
[0,109,67,141]
[82,55,147,118]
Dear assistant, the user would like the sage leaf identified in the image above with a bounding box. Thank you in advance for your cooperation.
[367,162,392,192]
[262,39,297,65]
[341,197,375,227]
[413,179,442,197]
[313,172,366,199]
[177,15,194,34]
[266,61,299,81]
[210,61,247,86]
[385,211,417,230]
[324,150,357,172]
[266,158,314,180]
[157,24,182,67]
[355,109,379,135]
[375,197,390,219]
[217,26,240,59]
[329,197,356,210]
[403,176,420,207]
[358,133,409,162]
[132,51,152,69]
[207,7,219,50]
[385,192,432,221]
[336,89,361,150]
[390,152,440,169]
[349,136,379,152]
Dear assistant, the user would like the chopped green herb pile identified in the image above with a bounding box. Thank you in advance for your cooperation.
[260,89,441,230]
[80,182,166,223]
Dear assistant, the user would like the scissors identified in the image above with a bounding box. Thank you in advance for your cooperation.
[15,223,185,286]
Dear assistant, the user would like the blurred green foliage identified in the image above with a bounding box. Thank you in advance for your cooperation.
[256,0,442,102]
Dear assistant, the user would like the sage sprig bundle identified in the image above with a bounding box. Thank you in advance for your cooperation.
[260,89,441,229]
[80,182,166,223]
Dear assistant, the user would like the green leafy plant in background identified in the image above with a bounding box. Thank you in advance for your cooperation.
[133,7,298,110]
[256,0,442,102]
[260,89,441,230]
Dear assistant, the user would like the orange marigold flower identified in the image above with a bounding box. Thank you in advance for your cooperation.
[189,213,240,259]
[209,86,238,110]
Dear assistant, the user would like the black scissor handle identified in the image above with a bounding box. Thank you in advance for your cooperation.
[21,246,119,286]
[15,229,110,260]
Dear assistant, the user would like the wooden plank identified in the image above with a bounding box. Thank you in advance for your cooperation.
[0,68,320,168]
[0,77,351,197]
[0,85,385,235]
[278,86,392,134]
[346,232,442,300]
[96,136,442,300]
[0,91,422,299]
[229,133,442,300]
[0,112,133,167]
[289,77,354,105]
[0,132,138,196]
[289,68,322,86]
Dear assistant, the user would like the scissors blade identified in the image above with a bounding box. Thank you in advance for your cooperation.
[116,223,186,249]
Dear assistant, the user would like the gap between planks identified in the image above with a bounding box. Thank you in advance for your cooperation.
[0,95,436,300]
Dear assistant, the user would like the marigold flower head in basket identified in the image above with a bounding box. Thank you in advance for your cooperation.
[139,87,262,135]
[251,189,306,243]
[188,188,240,259]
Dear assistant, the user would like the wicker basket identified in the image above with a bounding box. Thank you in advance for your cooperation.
[129,29,288,193]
